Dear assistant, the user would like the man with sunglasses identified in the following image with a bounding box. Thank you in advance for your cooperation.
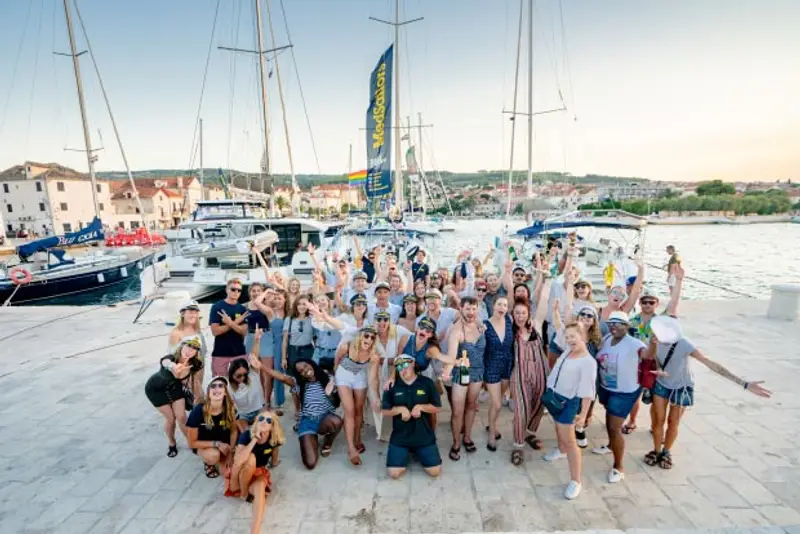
[381,354,442,479]
[209,279,249,376]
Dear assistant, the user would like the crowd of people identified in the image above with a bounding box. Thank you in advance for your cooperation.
[144,237,771,532]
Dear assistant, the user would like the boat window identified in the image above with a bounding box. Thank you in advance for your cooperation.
[307,232,321,248]
[272,224,302,254]
[324,226,343,238]
[194,202,266,221]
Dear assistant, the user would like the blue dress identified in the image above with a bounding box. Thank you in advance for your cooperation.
[270,316,286,407]
[451,325,487,384]
[483,316,513,384]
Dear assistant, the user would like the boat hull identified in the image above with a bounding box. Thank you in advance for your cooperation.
[0,253,155,305]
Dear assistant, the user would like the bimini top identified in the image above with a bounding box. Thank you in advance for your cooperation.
[16,217,104,260]
[515,219,646,238]
[345,223,438,238]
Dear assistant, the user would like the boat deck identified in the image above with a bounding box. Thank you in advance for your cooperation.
[0,299,798,533]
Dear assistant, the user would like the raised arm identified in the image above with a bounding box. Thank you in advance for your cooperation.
[532,278,552,335]
[501,259,513,294]
[690,348,771,397]
[263,366,297,387]
[622,260,645,313]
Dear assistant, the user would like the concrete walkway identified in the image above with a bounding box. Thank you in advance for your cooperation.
[0,299,798,533]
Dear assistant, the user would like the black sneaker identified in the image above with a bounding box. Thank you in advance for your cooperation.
[575,427,588,448]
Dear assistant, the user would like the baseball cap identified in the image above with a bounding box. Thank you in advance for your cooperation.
[418,317,437,332]
[403,294,419,303]
[640,286,660,301]
[360,325,378,335]
[374,281,391,291]
[180,335,203,350]
[374,310,391,321]
[512,265,527,274]
[607,311,630,325]
[394,354,415,367]
[425,288,443,300]
[350,294,368,306]
[352,270,368,280]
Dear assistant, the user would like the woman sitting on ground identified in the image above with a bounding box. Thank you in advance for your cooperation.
[264,359,343,470]
[228,327,267,432]
[186,376,238,479]
[145,336,204,457]
[229,409,285,534]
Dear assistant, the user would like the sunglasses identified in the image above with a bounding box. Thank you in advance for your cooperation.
[209,382,226,390]
[641,300,657,305]
[578,312,595,319]
[298,320,304,333]
[256,415,273,424]
[576,284,589,289]
[395,361,412,371]
[475,287,487,292]
[376,317,390,322]
[229,287,242,293]
[363,333,376,340]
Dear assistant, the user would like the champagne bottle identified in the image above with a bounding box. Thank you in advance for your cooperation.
[459,349,470,386]
[508,245,518,262]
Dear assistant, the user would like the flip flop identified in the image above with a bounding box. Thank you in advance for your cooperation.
[320,444,332,457]
[463,439,477,453]
[511,449,524,466]
[449,446,461,461]
[525,435,543,450]
[485,425,501,440]
[204,464,220,479]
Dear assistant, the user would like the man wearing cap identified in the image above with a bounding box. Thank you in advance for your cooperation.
[594,310,651,484]
[410,248,430,285]
[512,265,532,292]
[343,270,369,305]
[381,354,442,479]
[416,288,459,355]
[368,281,402,323]
[483,261,513,313]
[209,279,249,376]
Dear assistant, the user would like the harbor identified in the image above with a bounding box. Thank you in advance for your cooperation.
[0,298,798,533]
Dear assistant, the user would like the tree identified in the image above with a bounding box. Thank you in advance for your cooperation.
[340,203,352,214]
[696,180,735,196]
[512,203,523,215]
[275,196,288,211]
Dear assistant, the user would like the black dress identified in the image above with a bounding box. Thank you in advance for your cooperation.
[144,356,200,408]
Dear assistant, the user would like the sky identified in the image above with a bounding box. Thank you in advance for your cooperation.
[0,0,798,183]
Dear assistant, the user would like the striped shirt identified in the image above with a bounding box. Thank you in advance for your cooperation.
[301,381,335,418]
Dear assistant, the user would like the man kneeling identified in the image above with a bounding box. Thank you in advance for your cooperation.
[381,354,442,479]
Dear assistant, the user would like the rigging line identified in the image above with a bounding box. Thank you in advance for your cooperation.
[73,0,151,237]
[279,0,321,174]
[0,0,35,141]
[186,0,222,174]
[504,0,525,225]
[226,0,243,172]
[24,0,47,159]
[533,0,564,107]
[557,0,575,110]
[50,0,66,147]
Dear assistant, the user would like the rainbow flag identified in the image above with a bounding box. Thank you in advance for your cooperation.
[348,169,367,187]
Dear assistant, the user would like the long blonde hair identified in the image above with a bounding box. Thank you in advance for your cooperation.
[203,380,237,431]
[348,331,379,362]
[251,408,286,448]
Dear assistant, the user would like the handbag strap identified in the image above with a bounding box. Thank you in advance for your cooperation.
[660,342,679,371]
[552,356,567,388]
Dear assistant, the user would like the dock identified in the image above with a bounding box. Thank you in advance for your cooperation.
[0,299,798,533]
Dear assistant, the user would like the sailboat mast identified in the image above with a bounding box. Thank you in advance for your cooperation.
[199,118,205,200]
[526,0,534,198]
[254,0,274,215]
[62,0,100,219]
[393,0,403,210]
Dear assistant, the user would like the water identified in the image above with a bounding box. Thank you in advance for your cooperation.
[47,220,800,306]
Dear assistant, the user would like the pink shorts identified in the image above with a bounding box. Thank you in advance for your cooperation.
[211,355,246,377]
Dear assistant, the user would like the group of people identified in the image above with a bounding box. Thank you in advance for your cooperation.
[144,236,771,531]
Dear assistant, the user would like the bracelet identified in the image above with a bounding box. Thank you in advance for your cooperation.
[743,382,749,390]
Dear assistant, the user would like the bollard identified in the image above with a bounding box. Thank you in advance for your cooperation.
[767,284,800,321]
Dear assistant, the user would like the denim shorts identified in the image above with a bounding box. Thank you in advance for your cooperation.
[238,409,261,424]
[598,386,642,418]
[386,442,442,468]
[653,382,694,407]
[549,393,582,425]
[297,415,325,437]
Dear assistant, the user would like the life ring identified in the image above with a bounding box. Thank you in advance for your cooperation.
[9,266,33,285]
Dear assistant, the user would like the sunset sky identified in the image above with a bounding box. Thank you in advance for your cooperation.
[0,0,797,182]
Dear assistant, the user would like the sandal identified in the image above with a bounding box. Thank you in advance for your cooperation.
[356,443,366,454]
[622,423,637,435]
[245,493,254,503]
[320,444,332,457]
[449,446,461,461]
[511,449,524,466]
[167,445,178,458]
[487,442,497,452]
[525,435,543,450]
[658,450,673,470]
[463,439,477,453]
[204,464,220,479]
[485,425,502,440]
[644,450,660,466]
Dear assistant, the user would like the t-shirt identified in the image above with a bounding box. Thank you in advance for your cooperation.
[237,429,275,468]
[655,337,696,390]
[186,403,234,443]
[381,374,441,448]
[283,316,314,347]
[411,262,429,282]
[596,335,646,393]
[388,292,405,308]
[367,302,402,323]
[547,353,598,400]
[545,282,568,327]
[245,308,270,334]
[362,257,376,283]
[209,300,248,357]
[229,370,265,415]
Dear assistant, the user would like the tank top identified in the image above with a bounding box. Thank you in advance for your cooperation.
[457,322,486,366]
[403,334,431,371]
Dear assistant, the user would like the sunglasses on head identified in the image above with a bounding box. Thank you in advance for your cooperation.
[209,382,226,390]
[257,415,273,424]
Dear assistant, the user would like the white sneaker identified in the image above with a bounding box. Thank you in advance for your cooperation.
[592,444,611,455]
[564,480,582,500]
[543,448,565,462]
[608,468,625,484]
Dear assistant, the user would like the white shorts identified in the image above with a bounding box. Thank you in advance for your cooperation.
[335,365,368,390]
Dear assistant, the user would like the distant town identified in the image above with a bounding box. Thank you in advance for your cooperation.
[1,161,798,238]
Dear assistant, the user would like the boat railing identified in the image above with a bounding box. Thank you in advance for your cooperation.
[535,209,649,223]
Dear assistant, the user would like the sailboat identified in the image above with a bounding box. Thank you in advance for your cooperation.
[0,0,156,306]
